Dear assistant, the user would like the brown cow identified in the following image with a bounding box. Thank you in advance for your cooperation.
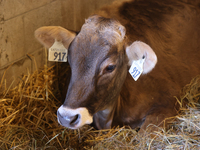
[35,0,200,131]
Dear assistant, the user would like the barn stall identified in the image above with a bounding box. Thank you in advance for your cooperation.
[0,0,200,149]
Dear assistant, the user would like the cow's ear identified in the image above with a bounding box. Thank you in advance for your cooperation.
[125,41,157,74]
[35,26,76,48]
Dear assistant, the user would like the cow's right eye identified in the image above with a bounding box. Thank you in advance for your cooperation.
[105,65,116,73]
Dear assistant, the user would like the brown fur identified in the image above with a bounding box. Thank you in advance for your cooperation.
[35,0,200,131]
[92,0,200,131]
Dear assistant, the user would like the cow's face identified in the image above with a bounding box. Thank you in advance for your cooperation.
[35,15,157,129]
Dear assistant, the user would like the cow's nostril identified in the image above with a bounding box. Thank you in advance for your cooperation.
[70,114,80,125]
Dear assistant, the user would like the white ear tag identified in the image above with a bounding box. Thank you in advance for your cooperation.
[48,40,68,62]
[129,57,145,81]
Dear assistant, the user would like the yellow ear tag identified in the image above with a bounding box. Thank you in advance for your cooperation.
[48,40,68,62]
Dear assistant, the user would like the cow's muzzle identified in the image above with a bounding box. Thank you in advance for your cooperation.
[57,105,93,129]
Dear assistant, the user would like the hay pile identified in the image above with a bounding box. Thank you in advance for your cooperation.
[0,62,200,149]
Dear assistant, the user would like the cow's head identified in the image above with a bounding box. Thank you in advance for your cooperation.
[35,15,157,129]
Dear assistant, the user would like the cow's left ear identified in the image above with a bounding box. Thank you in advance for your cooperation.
[126,41,157,74]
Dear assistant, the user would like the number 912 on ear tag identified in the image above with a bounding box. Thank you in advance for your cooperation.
[48,40,68,62]
[129,58,145,81]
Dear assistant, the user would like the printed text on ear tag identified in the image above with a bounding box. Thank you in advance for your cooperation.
[129,57,145,81]
[48,40,68,62]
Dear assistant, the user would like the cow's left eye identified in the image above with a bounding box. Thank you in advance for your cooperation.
[105,65,116,73]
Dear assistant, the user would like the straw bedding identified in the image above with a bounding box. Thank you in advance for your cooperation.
[0,61,200,149]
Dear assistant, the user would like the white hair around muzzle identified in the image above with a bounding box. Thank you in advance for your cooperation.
[57,105,93,129]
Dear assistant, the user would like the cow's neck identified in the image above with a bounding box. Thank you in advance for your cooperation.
[93,96,120,129]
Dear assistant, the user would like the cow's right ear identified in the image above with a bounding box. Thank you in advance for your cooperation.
[35,26,76,48]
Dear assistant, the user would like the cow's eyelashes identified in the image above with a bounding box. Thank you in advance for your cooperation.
[104,65,116,73]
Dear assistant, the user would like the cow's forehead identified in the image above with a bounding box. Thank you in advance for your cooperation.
[69,31,116,62]
[69,16,124,56]
[68,17,125,73]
